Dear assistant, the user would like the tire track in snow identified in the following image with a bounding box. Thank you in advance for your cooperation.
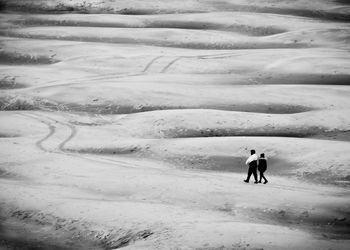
[58,121,77,151]
[161,56,183,73]
[142,55,163,72]
[20,113,56,153]
[23,52,244,92]
[20,112,150,170]
[35,122,55,152]
[20,112,75,152]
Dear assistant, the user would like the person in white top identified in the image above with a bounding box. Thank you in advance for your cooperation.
[244,149,258,183]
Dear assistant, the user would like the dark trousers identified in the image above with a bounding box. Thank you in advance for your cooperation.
[246,166,258,182]
[259,170,267,183]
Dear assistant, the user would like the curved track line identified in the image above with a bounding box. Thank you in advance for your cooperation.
[29,72,144,91]
[142,55,163,72]
[160,53,240,73]
[20,112,77,152]
[36,123,55,152]
[29,113,77,152]
[20,112,146,169]
[161,57,183,73]
[20,113,56,152]
[23,52,243,91]
[57,122,77,151]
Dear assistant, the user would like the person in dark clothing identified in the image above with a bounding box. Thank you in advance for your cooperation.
[258,153,268,184]
[244,149,258,183]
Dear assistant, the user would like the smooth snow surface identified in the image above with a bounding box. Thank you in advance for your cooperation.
[0,1,350,249]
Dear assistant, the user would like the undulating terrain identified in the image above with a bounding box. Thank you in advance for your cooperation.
[0,0,350,249]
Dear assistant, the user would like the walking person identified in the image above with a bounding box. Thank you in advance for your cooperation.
[258,153,268,184]
[244,149,258,183]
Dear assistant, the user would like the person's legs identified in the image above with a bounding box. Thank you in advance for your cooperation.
[245,167,253,182]
[253,167,258,183]
[259,171,263,183]
[261,170,268,183]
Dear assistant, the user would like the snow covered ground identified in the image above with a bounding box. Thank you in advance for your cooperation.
[0,0,349,249]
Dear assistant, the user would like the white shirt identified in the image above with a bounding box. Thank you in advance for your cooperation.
[246,154,258,165]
